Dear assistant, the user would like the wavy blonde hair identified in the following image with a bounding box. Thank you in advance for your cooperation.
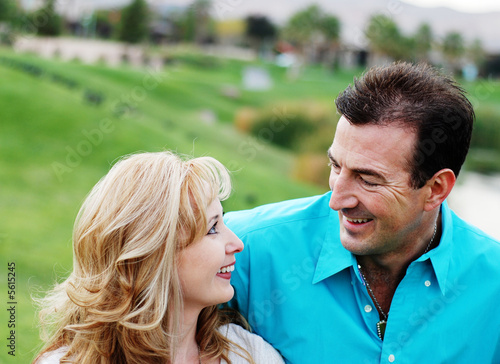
[35,151,254,364]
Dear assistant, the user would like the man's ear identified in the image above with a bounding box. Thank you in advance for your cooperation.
[423,168,456,212]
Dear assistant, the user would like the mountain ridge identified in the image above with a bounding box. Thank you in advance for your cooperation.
[24,0,500,52]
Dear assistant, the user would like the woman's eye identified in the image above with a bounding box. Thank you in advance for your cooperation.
[207,222,218,235]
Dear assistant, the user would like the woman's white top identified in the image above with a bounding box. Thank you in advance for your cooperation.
[36,323,284,363]
[221,323,284,363]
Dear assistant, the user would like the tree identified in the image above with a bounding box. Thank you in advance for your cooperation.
[118,0,149,44]
[0,0,16,22]
[0,0,18,44]
[281,5,340,64]
[245,15,276,57]
[191,0,213,43]
[246,15,275,40]
[365,14,412,61]
[176,0,216,44]
[31,0,61,36]
[318,14,340,67]
[414,23,433,62]
[95,10,116,39]
[282,5,323,46]
[319,15,340,41]
[442,31,465,74]
[467,38,486,70]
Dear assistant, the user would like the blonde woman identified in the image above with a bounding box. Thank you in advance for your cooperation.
[35,152,284,364]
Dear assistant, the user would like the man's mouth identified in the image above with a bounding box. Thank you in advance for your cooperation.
[345,217,372,224]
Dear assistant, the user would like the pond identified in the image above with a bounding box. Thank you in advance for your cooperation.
[448,172,500,240]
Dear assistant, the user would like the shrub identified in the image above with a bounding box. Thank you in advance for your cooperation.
[250,112,315,149]
[292,153,331,187]
[234,107,258,132]
[471,107,500,151]
[246,100,337,151]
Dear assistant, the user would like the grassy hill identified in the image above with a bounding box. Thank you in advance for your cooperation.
[1,45,499,362]
[0,47,349,362]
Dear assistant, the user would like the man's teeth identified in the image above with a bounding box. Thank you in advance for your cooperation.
[218,265,235,274]
[346,217,370,223]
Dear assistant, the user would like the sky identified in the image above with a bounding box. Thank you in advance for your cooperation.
[403,0,500,13]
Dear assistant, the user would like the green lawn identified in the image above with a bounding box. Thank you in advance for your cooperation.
[1,45,499,363]
[0,47,343,362]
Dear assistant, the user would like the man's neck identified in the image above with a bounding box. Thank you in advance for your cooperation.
[357,213,442,315]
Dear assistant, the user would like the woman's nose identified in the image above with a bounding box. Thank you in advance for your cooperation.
[225,227,244,254]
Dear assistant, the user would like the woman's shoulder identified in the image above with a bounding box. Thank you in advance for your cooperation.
[219,323,284,363]
[35,346,69,364]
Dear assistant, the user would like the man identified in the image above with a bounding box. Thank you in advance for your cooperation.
[225,62,500,363]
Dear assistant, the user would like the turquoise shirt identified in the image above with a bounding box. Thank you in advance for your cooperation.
[225,192,500,364]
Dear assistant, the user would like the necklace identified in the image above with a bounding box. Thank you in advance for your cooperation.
[358,221,438,340]
[198,345,201,364]
[423,219,438,255]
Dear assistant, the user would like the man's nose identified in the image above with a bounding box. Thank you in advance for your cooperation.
[329,171,358,211]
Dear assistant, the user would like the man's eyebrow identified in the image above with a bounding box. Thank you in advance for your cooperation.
[327,150,387,182]
[353,168,387,181]
[327,150,336,162]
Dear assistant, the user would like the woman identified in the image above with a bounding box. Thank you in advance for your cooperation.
[35,151,283,364]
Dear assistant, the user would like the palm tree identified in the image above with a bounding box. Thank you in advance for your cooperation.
[414,23,433,62]
[442,31,465,74]
[281,5,340,65]
[118,0,149,44]
[365,14,412,62]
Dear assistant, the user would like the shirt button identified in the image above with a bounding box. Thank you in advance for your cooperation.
[364,305,373,313]
[388,354,395,362]
[424,280,431,287]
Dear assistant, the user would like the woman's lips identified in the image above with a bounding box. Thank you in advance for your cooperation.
[216,263,235,279]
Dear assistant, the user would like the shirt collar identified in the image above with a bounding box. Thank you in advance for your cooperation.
[312,209,354,284]
[420,200,454,296]
[312,200,455,295]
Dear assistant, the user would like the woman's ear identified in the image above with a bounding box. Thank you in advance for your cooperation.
[423,168,456,212]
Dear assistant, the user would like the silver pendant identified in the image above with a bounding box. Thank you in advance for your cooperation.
[376,320,387,340]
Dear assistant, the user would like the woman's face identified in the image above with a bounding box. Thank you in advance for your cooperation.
[178,198,244,312]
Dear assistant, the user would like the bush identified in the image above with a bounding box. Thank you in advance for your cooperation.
[234,101,338,187]
[292,153,331,187]
[250,112,315,149]
[471,107,500,151]
[234,107,258,132]
[246,100,337,151]
[465,149,500,174]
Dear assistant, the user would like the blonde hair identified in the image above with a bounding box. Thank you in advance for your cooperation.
[35,151,253,363]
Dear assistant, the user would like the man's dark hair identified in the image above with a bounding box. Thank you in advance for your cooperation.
[335,62,474,188]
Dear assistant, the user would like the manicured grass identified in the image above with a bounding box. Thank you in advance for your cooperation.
[0,47,338,362]
[1,45,499,362]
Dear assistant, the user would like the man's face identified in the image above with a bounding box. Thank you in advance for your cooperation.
[328,116,429,257]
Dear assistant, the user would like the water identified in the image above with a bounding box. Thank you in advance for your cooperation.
[448,172,500,240]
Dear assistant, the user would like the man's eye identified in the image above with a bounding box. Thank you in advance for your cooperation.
[328,161,340,169]
[361,178,378,187]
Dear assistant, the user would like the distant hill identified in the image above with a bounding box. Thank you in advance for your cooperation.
[22,0,500,53]
[215,0,500,53]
